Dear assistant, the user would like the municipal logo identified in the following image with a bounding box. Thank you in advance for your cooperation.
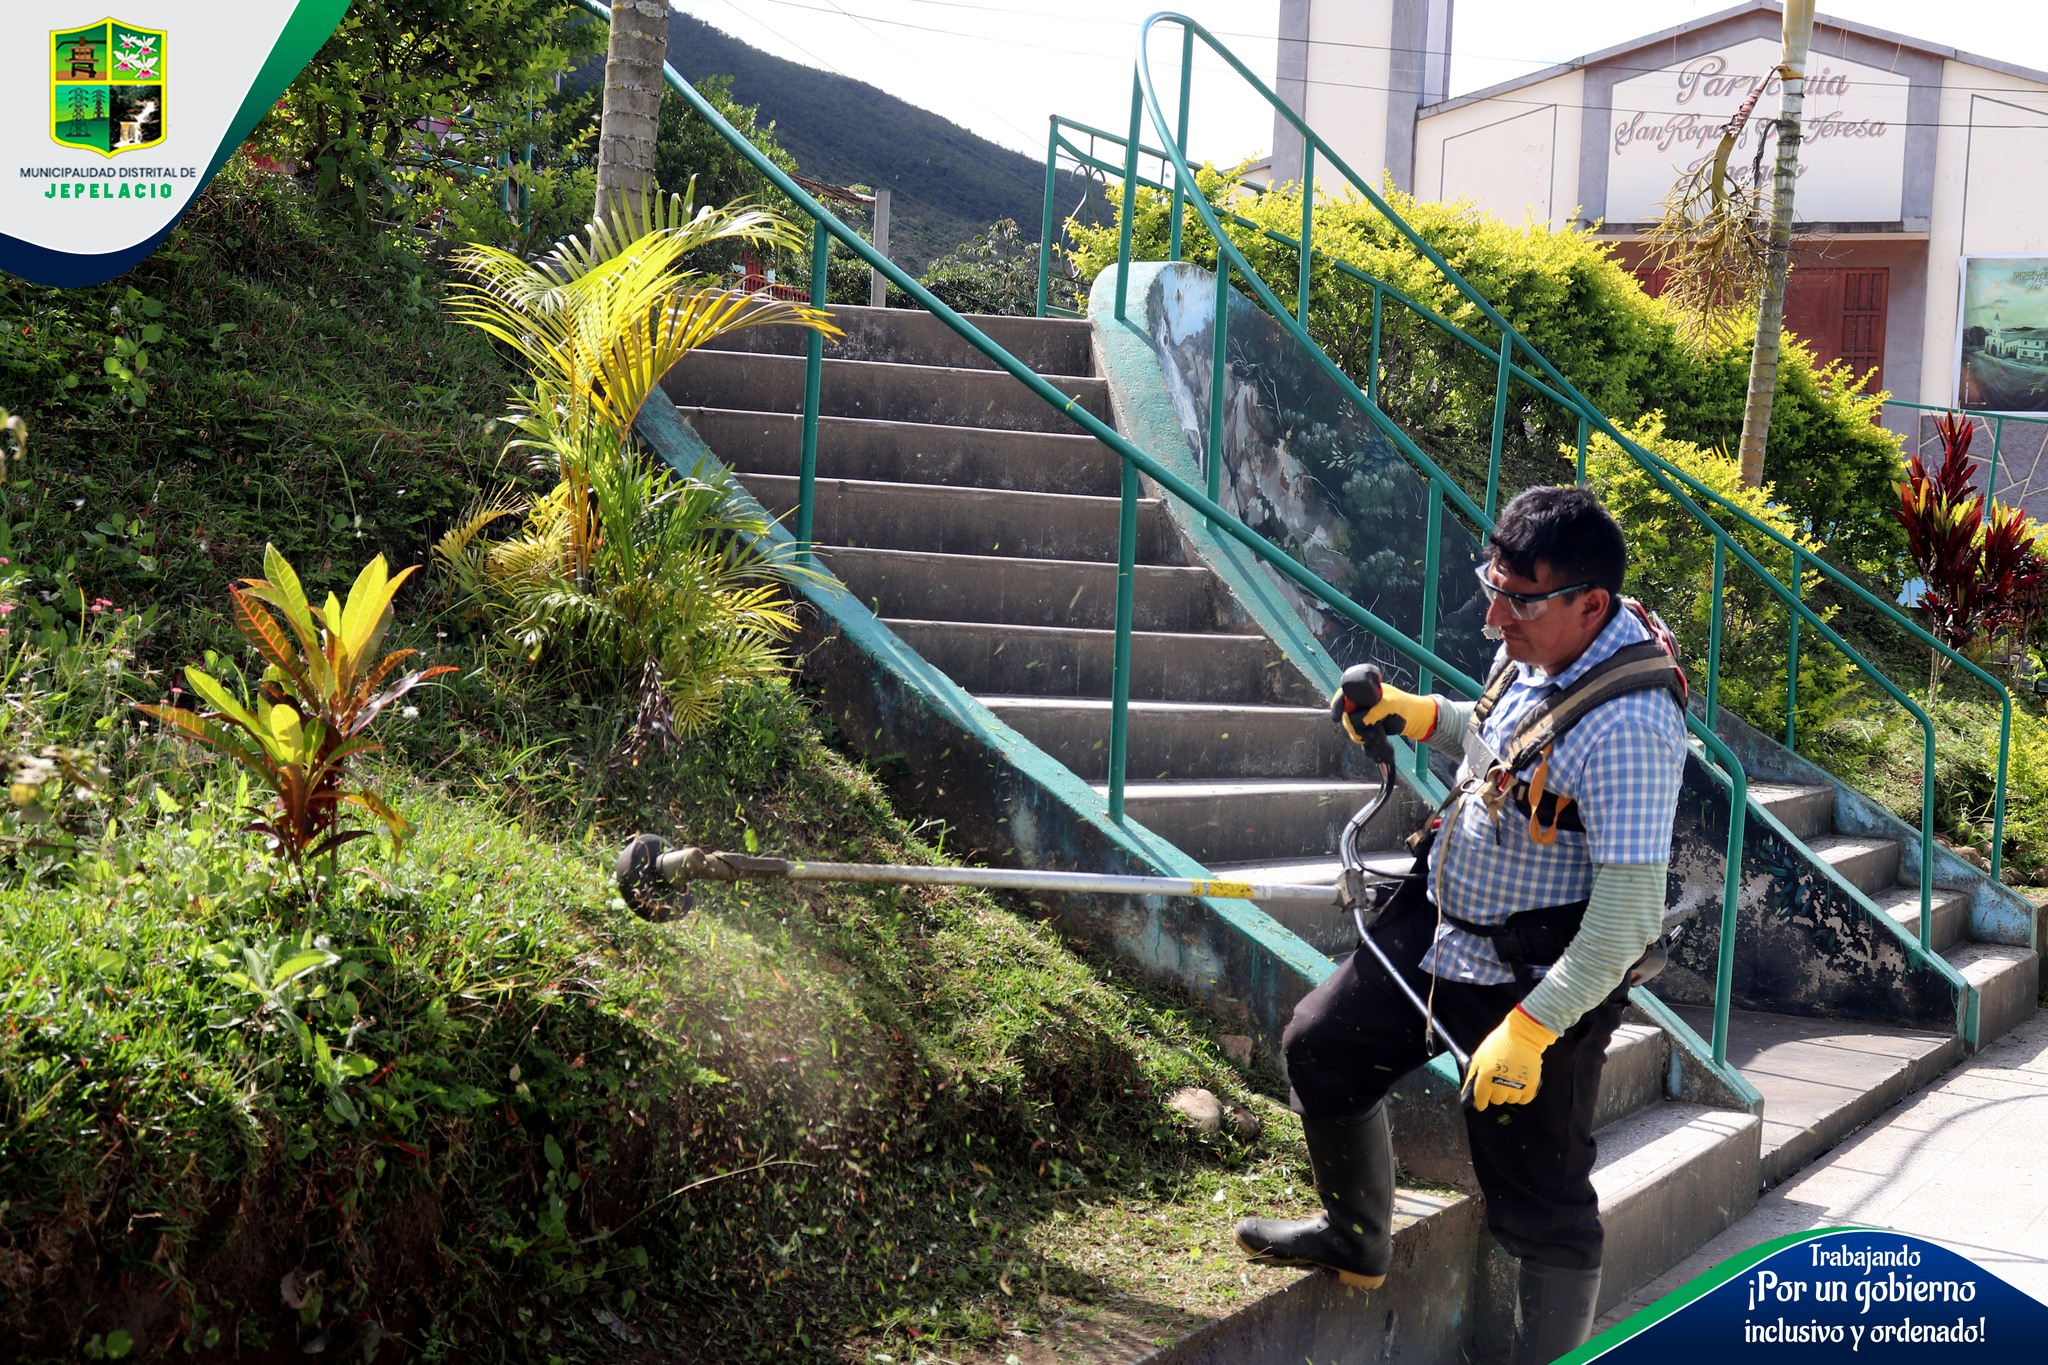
[51,19,166,157]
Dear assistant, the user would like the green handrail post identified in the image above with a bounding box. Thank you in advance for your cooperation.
[1575,415,1589,486]
[797,217,829,566]
[1704,538,1725,729]
[1919,729,1936,945]
[1711,759,1748,1068]
[1168,26,1192,263]
[1785,547,1802,749]
[1416,484,1443,782]
[1114,77,1143,323]
[1108,459,1140,823]
[1485,337,1511,518]
[1207,257,1230,513]
[1990,415,2005,500]
[1036,116,1059,318]
[1367,286,1383,406]
[1993,692,2010,881]
[1296,144,1315,324]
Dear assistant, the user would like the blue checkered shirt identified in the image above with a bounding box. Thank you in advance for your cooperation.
[1423,607,1688,985]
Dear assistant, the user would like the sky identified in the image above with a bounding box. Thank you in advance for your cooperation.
[676,0,2048,165]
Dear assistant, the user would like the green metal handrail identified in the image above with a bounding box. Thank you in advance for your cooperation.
[1040,125,2015,896]
[568,1,1753,1075]
[1078,12,2010,941]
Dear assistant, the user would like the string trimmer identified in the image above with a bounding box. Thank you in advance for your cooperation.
[615,673,1470,1070]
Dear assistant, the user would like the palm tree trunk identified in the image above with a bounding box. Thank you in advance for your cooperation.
[1736,0,1816,488]
[595,0,670,227]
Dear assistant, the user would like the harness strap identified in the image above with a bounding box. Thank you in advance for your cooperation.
[1440,898,1590,987]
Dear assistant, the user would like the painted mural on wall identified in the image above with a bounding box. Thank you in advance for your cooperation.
[1144,264,1494,686]
[1956,255,2048,414]
[1657,774,1958,1032]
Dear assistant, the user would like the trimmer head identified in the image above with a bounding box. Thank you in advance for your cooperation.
[616,833,681,920]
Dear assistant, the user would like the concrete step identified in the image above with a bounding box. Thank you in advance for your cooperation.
[1808,833,1901,898]
[1670,1004,1961,1186]
[1151,1105,1757,1361]
[1145,1187,1481,1365]
[1584,1103,1761,1314]
[1750,781,1834,841]
[979,697,1352,783]
[825,547,1235,632]
[1949,942,2041,1047]
[741,473,1175,562]
[1870,882,1973,953]
[1095,779,1383,865]
[1595,1023,1672,1133]
[887,619,1320,705]
[680,407,1123,497]
[663,350,1111,434]
[702,302,1096,376]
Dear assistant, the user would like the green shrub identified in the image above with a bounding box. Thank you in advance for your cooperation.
[1065,170,1907,575]
[823,217,1044,316]
[1583,414,1862,740]
[254,0,601,243]
[656,74,802,275]
[0,155,516,667]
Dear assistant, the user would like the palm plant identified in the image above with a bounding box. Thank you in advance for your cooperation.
[441,190,840,745]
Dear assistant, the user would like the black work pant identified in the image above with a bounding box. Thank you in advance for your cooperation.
[1281,904,1624,1271]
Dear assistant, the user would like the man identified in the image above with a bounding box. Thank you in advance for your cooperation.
[1235,487,1689,1365]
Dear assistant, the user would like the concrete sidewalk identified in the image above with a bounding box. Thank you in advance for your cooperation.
[1599,1005,2048,1327]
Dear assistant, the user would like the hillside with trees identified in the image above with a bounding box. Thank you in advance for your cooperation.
[661,10,1094,269]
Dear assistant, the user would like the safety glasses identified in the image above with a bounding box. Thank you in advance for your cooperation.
[1473,563,1594,621]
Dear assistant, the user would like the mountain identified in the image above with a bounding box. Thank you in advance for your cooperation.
[663,10,1090,270]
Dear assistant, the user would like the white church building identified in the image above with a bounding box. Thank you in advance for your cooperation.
[1266,0,2048,443]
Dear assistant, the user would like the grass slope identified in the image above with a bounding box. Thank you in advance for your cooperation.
[1,162,1314,1362]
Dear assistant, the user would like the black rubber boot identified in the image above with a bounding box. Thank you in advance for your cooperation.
[1234,1103,1393,1288]
[1510,1260,1602,1365]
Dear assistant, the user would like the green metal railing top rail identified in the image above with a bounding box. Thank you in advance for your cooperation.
[569,1,1765,1075]
[1035,12,2013,940]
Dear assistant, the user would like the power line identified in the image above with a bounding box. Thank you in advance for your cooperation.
[717,0,2048,108]
[705,0,1070,224]
[857,0,2048,97]
[814,0,1048,155]
[740,0,2048,133]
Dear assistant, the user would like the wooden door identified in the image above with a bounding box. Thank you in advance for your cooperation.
[1776,266,1889,392]
[1628,262,1888,391]
[1838,268,1888,390]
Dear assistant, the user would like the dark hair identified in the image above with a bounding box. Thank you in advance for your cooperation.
[1485,486,1626,596]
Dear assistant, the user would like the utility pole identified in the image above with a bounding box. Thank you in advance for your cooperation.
[868,188,892,308]
[595,0,670,226]
[1737,0,1816,488]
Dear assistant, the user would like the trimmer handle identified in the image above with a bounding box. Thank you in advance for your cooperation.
[1332,663,1398,765]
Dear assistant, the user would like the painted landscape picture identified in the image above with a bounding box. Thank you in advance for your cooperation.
[1958,255,2048,412]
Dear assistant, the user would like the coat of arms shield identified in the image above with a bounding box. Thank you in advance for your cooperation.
[51,19,166,156]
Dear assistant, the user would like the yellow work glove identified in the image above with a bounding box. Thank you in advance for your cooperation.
[1461,1006,1559,1110]
[1328,664,1438,744]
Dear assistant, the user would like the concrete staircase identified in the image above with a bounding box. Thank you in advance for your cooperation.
[661,305,1763,1346]
[664,305,1411,876]
[1674,782,2041,1186]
